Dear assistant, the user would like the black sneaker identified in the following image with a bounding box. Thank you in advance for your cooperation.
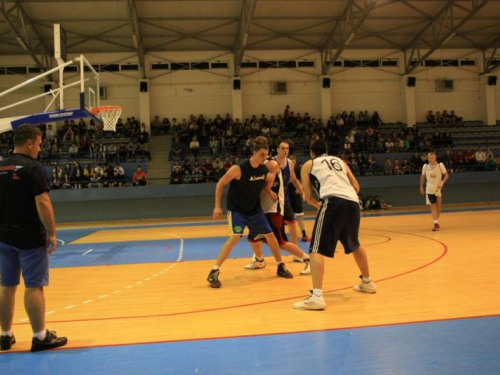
[277,263,293,279]
[207,269,222,288]
[31,330,68,352]
[1,334,15,351]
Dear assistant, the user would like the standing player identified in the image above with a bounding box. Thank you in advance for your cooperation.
[275,141,304,248]
[420,151,449,231]
[0,124,67,351]
[207,137,293,288]
[293,140,377,310]
[288,154,310,242]
[244,157,311,275]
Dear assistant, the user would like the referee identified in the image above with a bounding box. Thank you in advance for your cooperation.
[0,124,67,352]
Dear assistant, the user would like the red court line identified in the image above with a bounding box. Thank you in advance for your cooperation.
[12,229,446,326]
[4,313,500,354]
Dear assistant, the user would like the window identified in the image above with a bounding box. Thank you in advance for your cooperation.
[277,61,296,68]
[170,62,190,70]
[190,62,210,70]
[6,67,27,75]
[460,59,476,66]
[151,63,170,70]
[362,60,380,67]
[442,60,459,67]
[28,67,42,74]
[241,61,258,68]
[211,62,229,69]
[343,60,361,67]
[121,64,139,71]
[298,60,315,67]
[424,60,441,67]
[381,59,398,67]
[99,64,120,72]
[259,61,277,69]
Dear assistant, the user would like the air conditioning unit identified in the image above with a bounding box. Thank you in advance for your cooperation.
[99,85,107,99]
[435,79,454,92]
[271,82,287,94]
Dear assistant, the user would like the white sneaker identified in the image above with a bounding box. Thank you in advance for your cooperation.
[244,258,266,270]
[293,291,326,310]
[292,256,304,263]
[299,260,311,275]
[353,277,377,294]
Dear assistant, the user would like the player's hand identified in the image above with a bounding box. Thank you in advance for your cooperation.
[438,182,444,189]
[46,234,57,254]
[420,187,425,195]
[302,192,306,201]
[269,191,278,201]
[213,207,223,220]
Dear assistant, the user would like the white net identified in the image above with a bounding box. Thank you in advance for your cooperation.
[97,106,122,132]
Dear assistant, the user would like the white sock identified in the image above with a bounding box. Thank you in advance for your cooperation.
[312,289,323,297]
[301,255,310,261]
[362,276,372,283]
[1,330,13,337]
[34,330,47,340]
[212,265,219,270]
[434,220,438,224]
[256,257,264,262]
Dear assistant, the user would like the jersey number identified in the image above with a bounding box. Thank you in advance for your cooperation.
[321,159,343,171]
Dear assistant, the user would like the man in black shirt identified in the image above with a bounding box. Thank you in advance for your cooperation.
[0,124,67,352]
[208,136,293,288]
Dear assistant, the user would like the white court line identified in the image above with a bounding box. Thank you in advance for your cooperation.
[82,249,93,256]
[64,305,76,309]
[145,278,151,281]
[136,281,143,285]
[112,290,121,294]
[46,311,55,315]
[56,239,66,246]
[125,285,133,289]
[20,317,29,322]
[83,300,93,304]
[99,295,108,299]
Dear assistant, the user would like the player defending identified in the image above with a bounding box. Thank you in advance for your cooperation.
[420,151,449,231]
[207,137,293,288]
[293,140,377,310]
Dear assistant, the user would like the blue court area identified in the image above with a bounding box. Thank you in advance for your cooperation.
[1,316,499,374]
[50,228,310,268]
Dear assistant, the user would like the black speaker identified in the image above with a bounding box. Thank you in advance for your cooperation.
[44,84,52,93]
[233,79,241,90]
[407,77,416,87]
[322,77,331,88]
[140,81,148,92]
[487,75,497,86]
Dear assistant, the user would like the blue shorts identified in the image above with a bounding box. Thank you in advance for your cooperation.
[427,194,437,204]
[227,210,272,240]
[0,242,49,288]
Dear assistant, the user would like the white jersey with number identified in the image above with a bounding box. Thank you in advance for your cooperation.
[309,154,358,203]
[422,162,446,194]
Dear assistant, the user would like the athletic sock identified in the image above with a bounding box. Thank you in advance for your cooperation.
[256,257,264,262]
[1,330,13,337]
[312,289,323,297]
[434,220,438,224]
[362,276,372,283]
[301,255,310,262]
[212,265,220,271]
[34,330,47,341]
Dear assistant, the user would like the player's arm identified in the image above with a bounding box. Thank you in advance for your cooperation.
[214,165,241,219]
[264,161,278,201]
[343,161,360,193]
[301,160,321,210]
[420,174,426,195]
[35,192,57,254]
[289,159,304,196]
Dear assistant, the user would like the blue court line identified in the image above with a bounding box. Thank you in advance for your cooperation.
[1,315,499,375]
[57,205,500,232]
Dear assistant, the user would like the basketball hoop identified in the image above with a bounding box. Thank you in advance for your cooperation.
[92,105,122,132]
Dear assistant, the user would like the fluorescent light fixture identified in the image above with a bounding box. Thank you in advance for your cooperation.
[132,34,139,49]
[16,37,29,51]
[442,32,456,45]
[345,33,355,46]
[242,33,249,47]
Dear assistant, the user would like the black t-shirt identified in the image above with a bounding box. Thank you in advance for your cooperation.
[227,159,268,215]
[0,154,49,249]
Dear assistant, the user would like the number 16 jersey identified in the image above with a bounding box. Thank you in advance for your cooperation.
[309,154,359,203]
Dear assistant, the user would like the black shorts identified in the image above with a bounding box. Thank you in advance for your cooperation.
[427,194,437,204]
[288,189,304,216]
[309,197,361,258]
[248,213,288,245]
[283,205,295,223]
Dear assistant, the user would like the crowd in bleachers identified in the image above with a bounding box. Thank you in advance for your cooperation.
[163,107,500,184]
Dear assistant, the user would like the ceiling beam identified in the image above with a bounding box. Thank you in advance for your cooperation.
[125,0,146,79]
[233,0,257,76]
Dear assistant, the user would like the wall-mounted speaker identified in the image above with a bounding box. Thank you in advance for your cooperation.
[487,75,497,86]
[140,81,148,92]
[322,77,331,88]
[233,79,241,90]
[407,76,416,87]
[44,84,52,93]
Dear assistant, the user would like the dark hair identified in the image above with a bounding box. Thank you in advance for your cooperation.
[252,136,269,152]
[13,124,41,146]
[310,139,327,156]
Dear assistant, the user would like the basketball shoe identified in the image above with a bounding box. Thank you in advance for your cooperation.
[277,263,293,278]
[244,257,266,269]
[433,223,441,231]
[353,275,377,294]
[293,291,326,310]
[300,260,311,275]
[207,269,222,288]
[1,334,15,351]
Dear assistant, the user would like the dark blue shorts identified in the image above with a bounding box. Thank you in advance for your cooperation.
[309,197,361,258]
[427,194,437,204]
[0,242,49,288]
[227,210,272,240]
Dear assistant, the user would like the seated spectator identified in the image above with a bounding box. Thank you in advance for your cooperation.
[62,173,72,189]
[435,111,444,124]
[114,163,125,182]
[411,152,423,173]
[442,110,451,124]
[132,166,147,186]
[464,148,476,169]
[68,143,79,158]
[449,110,462,125]
[475,146,486,168]
[127,141,137,161]
[384,158,394,175]
[107,143,118,163]
[50,170,60,190]
[432,131,442,149]
[484,155,496,171]
[171,164,183,184]
[138,135,151,161]
[401,158,412,174]
[201,158,214,183]
[426,111,436,124]
[393,158,402,175]
[45,124,55,141]
[101,170,112,188]
[452,149,465,172]
[151,115,162,135]
[486,147,494,160]
[371,111,383,127]
[169,138,184,161]
[189,136,200,157]
[367,154,379,174]
[182,169,192,184]
[223,157,232,172]
[496,155,500,171]
[88,172,101,188]
[191,167,204,183]
[442,148,454,172]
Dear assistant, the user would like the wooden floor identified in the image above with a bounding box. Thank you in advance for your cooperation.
[6,205,500,353]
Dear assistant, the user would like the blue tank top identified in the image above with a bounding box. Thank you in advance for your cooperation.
[279,157,291,205]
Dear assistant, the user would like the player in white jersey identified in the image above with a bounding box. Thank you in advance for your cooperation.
[420,152,449,231]
[293,140,377,310]
[244,158,311,275]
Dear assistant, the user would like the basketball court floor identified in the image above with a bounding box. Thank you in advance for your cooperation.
[0,203,499,374]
